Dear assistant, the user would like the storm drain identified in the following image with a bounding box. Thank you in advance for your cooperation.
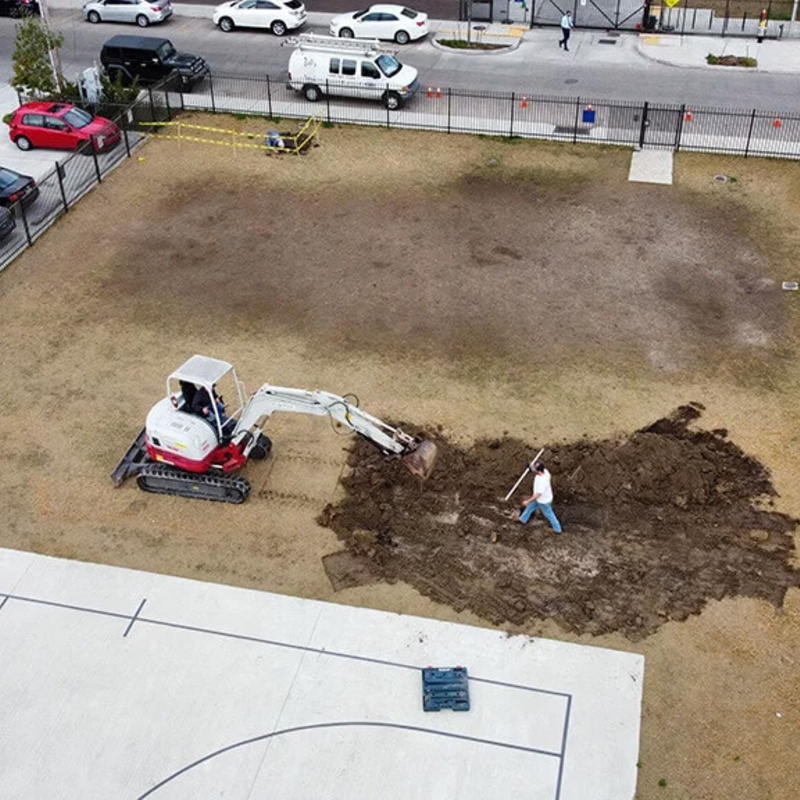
[598,39,618,44]
[554,126,592,136]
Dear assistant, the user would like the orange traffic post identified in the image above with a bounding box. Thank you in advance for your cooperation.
[521,95,528,109]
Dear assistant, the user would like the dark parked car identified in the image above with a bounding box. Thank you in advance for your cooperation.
[0,207,16,241]
[0,166,39,210]
[0,0,39,17]
[100,34,210,89]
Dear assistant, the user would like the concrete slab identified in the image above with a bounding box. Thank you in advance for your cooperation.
[629,149,674,185]
[0,548,644,799]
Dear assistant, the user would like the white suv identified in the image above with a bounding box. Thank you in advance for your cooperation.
[213,0,307,36]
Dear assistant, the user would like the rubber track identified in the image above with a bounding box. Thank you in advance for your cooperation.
[136,464,251,504]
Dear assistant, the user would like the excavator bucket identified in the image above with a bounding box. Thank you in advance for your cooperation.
[401,440,438,480]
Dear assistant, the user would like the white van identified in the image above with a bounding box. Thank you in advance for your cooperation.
[286,34,419,110]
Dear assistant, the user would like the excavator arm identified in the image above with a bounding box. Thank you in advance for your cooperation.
[233,385,437,479]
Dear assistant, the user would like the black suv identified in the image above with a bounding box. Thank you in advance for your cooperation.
[100,35,210,90]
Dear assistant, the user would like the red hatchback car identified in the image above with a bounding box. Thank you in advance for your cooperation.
[7,102,121,153]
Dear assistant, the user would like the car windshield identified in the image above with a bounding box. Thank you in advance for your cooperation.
[400,7,418,18]
[62,107,94,129]
[376,54,402,77]
[285,0,303,7]
[352,8,368,18]
[157,42,177,60]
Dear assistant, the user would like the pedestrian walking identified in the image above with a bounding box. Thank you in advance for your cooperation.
[558,10,573,52]
[518,462,562,533]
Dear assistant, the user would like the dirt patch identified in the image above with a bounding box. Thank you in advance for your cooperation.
[320,404,798,639]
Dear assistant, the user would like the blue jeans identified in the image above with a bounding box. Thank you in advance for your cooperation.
[520,500,562,533]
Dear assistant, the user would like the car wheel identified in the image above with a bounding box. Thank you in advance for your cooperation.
[395,30,410,45]
[303,84,321,102]
[87,10,101,23]
[14,135,32,152]
[384,91,401,111]
[271,20,287,36]
[136,14,149,27]
[339,27,354,38]
[219,16,234,32]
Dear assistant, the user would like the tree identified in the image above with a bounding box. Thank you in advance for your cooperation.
[11,15,64,98]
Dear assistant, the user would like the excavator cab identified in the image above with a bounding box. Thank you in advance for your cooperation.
[167,355,247,440]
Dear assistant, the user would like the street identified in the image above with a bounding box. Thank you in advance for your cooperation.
[2,10,800,111]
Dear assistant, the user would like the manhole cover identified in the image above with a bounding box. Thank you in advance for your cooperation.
[714,175,729,183]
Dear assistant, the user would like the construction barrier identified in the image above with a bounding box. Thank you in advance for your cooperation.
[138,116,322,155]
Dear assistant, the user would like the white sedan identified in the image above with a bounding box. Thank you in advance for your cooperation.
[330,5,429,44]
[83,0,172,27]
[212,0,306,35]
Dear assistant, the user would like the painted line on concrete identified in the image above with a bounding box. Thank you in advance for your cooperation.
[123,598,147,638]
[137,720,564,799]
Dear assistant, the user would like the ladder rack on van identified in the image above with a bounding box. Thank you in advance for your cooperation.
[283,33,397,56]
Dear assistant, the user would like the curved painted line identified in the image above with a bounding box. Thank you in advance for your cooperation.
[137,720,560,798]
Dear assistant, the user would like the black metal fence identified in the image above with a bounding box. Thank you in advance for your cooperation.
[172,72,800,159]
[528,0,796,37]
[0,88,171,271]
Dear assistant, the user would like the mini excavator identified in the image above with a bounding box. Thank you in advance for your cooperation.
[112,355,437,504]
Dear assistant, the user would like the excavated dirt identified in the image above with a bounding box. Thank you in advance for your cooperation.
[320,404,798,639]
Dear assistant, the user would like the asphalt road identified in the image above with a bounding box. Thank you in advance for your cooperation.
[2,11,800,111]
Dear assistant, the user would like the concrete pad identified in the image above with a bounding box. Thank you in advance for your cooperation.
[629,149,674,185]
[0,548,644,799]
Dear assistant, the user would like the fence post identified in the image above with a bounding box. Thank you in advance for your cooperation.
[675,103,685,152]
[573,97,581,144]
[91,144,102,184]
[744,108,756,157]
[122,115,131,158]
[447,87,452,134]
[55,162,68,213]
[18,201,33,247]
[510,91,515,138]
[267,74,273,119]
[148,87,156,122]
[638,101,649,148]
[326,81,331,123]
[209,73,216,114]
[164,89,172,122]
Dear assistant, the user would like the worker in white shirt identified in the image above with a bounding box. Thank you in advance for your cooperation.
[518,462,563,533]
[559,11,573,52]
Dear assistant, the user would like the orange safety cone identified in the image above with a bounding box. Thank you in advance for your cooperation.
[520,95,529,109]
[774,118,782,128]
[426,86,433,99]
[685,108,693,122]
[435,86,443,99]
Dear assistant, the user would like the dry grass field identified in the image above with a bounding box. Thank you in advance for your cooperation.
[0,116,798,799]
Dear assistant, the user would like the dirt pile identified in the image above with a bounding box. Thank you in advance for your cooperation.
[320,405,799,639]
